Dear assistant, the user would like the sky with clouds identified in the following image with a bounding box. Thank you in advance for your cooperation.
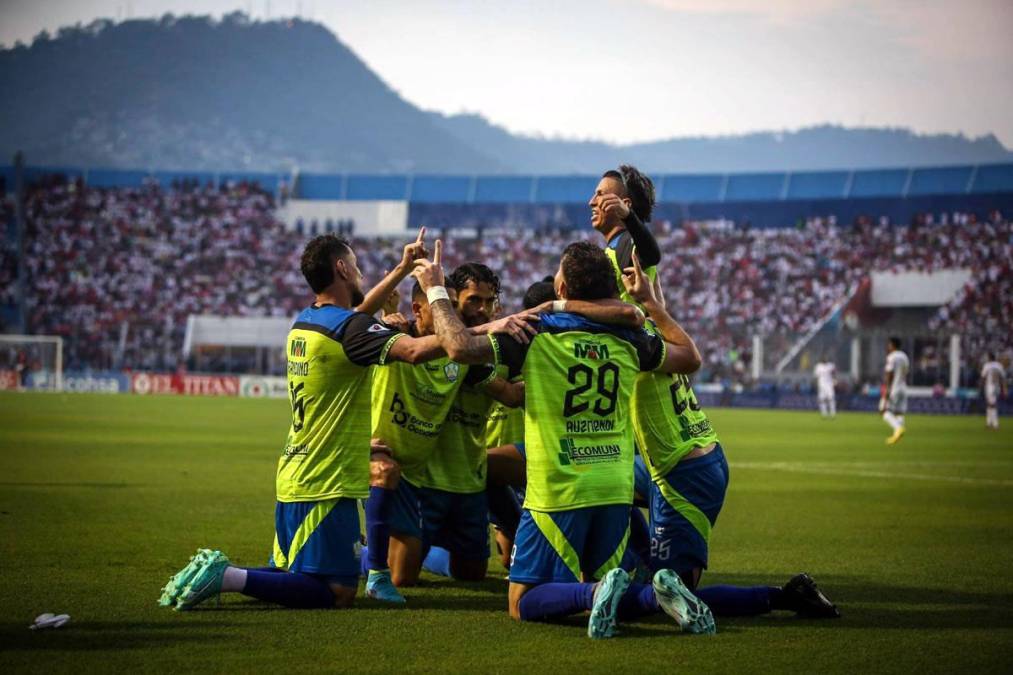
[2,0,1010,146]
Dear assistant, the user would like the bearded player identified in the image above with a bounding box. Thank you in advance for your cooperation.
[159,233,461,610]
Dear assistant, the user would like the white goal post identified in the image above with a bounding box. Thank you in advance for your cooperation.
[0,334,64,392]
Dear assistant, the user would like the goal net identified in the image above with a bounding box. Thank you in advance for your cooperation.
[0,335,64,392]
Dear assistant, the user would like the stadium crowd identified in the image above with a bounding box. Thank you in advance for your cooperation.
[0,178,1009,382]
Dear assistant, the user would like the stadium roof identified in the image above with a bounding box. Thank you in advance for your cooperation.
[4,163,1013,204]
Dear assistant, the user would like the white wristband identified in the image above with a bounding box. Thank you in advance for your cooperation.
[426,286,450,304]
[552,300,566,313]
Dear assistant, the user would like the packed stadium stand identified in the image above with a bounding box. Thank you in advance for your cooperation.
[2,163,1010,391]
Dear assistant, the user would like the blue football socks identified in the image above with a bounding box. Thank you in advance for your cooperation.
[695,585,774,616]
[518,582,596,621]
[243,568,336,608]
[364,486,394,572]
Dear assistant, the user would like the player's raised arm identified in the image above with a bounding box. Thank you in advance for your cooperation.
[600,193,661,268]
[622,253,702,374]
[412,240,499,364]
[355,227,428,316]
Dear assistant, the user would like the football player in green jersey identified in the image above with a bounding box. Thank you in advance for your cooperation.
[159,232,486,611]
[620,253,840,619]
[408,263,548,586]
[366,276,525,593]
[590,165,661,308]
[412,240,715,638]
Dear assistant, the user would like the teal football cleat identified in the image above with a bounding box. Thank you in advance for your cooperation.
[588,568,631,639]
[652,569,716,634]
[159,548,213,607]
[365,570,406,604]
[175,550,232,611]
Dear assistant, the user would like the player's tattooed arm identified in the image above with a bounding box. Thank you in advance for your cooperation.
[484,378,525,408]
[412,240,498,365]
[355,227,428,316]
[622,253,701,374]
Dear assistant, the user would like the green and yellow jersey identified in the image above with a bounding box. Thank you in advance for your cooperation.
[373,356,494,479]
[492,313,666,512]
[485,365,524,449]
[605,229,658,310]
[631,324,719,480]
[277,304,405,502]
[412,373,497,493]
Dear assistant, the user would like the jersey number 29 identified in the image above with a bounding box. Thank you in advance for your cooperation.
[563,363,620,417]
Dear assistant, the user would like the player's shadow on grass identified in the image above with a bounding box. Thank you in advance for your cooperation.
[706,573,1013,630]
[416,574,510,595]
[0,621,224,651]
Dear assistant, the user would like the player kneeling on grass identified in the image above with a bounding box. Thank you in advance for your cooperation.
[621,253,840,620]
[362,273,528,598]
[414,240,715,638]
[158,232,479,611]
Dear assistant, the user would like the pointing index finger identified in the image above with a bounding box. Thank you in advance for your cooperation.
[433,239,442,267]
[416,226,426,246]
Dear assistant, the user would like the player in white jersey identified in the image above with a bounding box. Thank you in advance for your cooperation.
[879,337,909,445]
[981,353,1007,430]
[813,358,837,418]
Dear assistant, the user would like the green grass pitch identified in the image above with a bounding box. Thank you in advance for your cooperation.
[1,392,1011,672]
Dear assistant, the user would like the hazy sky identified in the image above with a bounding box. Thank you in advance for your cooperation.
[2,0,1011,146]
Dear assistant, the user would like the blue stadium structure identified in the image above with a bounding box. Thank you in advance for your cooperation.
[3,163,1012,229]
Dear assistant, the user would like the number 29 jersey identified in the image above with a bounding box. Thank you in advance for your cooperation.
[493,312,666,512]
[278,305,405,503]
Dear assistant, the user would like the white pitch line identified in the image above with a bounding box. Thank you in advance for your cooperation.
[731,462,1013,487]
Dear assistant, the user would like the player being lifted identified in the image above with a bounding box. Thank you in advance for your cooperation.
[589,166,838,619]
[589,164,660,307]
[414,240,715,639]
[158,232,472,611]
[880,337,910,445]
[981,353,1007,430]
[814,356,837,419]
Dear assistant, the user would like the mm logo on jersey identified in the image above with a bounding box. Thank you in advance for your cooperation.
[557,438,621,466]
[290,338,307,358]
[573,341,609,360]
[444,362,460,382]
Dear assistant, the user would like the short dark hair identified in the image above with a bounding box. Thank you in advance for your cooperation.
[888,336,902,349]
[987,351,996,361]
[560,242,618,301]
[300,234,352,293]
[602,164,656,222]
[523,281,556,309]
[449,262,500,296]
